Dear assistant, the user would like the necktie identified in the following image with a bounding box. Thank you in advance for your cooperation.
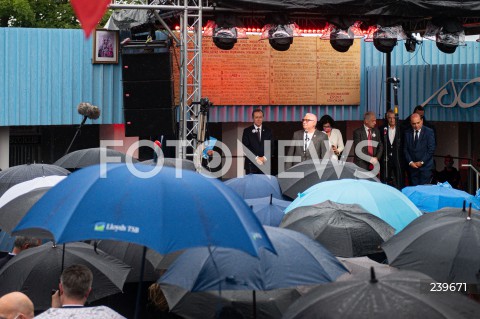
[256,128,261,142]
[414,130,419,146]
[367,129,373,156]
[367,129,373,170]
[304,134,310,153]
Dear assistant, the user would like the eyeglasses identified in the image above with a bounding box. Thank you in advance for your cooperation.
[302,119,314,122]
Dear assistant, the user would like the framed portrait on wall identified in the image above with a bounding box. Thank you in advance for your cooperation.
[93,29,119,64]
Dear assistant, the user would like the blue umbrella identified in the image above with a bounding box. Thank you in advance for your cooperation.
[284,179,422,233]
[245,195,291,227]
[402,182,480,213]
[224,174,283,200]
[159,226,348,291]
[13,164,275,258]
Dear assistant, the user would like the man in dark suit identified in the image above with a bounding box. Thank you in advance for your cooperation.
[0,236,41,269]
[285,113,328,170]
[380,110,404,189]
[242,109,273,174]
[353,111,383,173]
[404,113,436,185]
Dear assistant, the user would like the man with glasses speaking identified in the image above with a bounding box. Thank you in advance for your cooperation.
[285,113,327,170]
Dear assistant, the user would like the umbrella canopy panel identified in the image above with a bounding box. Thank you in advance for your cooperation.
[285,179,422,233]
[13,164,275,258]
[282,270,480,319]
[224,174,283,200]
[0,164,69,197]
[0,241,131,311]
[281,201,395,257]
[54,147,138,170]
[159,226,347,292]
[382,207,480,284]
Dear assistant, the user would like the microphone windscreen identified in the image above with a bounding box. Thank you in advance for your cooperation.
[77,102,101,119]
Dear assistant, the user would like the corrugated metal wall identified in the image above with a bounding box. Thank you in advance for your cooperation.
[362,39,480,122]
[1,28,479,125]
[0,28,123,126]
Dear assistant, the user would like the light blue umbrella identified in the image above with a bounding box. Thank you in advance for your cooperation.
[159,226,347,291]
[245,195,291,227]
[13,164,275,258]
[284,179,422,233]
[402,182,480,213]
[224,174,283,200]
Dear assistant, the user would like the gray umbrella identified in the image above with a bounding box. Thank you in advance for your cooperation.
[0,164,69,197]
[53,147,138,170]
[0,241,131,311]
[0,187,50,233]
[282,270,480,319]
[140,158,196,171]
[336,257,398,281]
[382,206,480,284]
[280,201,395,257]
[278,160,379,200]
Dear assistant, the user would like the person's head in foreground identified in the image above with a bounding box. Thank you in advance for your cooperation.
[54,264,93,307]
[0,291,34,319]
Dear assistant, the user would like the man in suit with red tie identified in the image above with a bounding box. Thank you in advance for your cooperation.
[353,111,383,173]
[404,112,436,185]
[242,109,273,174]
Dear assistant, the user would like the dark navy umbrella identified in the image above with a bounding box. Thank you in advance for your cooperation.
[159,226,347,291]
[224,174,283,200]
[245,195,291,227]
[13,164,275,258]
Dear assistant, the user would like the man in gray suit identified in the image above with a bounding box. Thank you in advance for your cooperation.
[353,111,383,172]
[285,113,328,170]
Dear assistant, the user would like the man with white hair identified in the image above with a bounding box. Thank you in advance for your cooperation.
[285,113,328,170]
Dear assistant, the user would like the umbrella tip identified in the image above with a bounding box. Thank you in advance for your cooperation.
[463,200,466,211]
[370,267,378,283]
[467,203,472,220]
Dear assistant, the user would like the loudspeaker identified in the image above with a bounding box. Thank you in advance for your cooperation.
[122,53,171,81]
[123,81,172,110]
[124,109,175,137]
[122,52,175,137]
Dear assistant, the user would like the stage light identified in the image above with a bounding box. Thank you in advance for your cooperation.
[405,38,416,53]
[204,14,247,50]
[371,25,406,53]
[261,13,301,51]
[424,17,464,54]
[329,28,354,52]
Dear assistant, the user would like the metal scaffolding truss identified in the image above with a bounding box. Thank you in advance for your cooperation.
[110,1,210,160]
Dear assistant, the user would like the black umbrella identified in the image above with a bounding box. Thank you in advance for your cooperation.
[96,240,159,282]
[0,241,131,311]
[161,284,303,319]
[336,257,398,281]
[53,147,138,170]
[278,160,379,199]
[140,158,196,171]
[282,269,480,319]
[280,201,394,257]
[382,205,480,284]
[0,163,69,197]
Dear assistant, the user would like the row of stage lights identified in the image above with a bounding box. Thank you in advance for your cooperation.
[174,15,466,54]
